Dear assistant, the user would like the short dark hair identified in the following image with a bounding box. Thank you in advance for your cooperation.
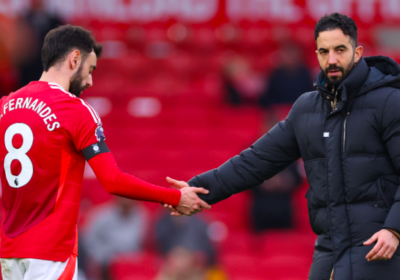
[314,13,358,48]
[42,25,103,71]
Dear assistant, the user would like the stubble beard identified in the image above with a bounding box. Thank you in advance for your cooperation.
[323,55,355,89]
[69,65,87,98]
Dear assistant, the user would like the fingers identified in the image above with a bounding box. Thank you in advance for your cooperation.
[363,233,378,246]
[166,177,187,190]
[163,204,177,211]
[187,204,202,215]
[173,186,212,217]
[171,211,183,217]
[166,176,178,184]
[192,187,210,195]
[164,203,200,217]
[366,241,395,261]
[168,205,177,211]
[366,241,383,261]
[174,204,203,217]
[365,230,400,261]
[369,244,389,261]
[199,199,211,210]
[387,247,396,259]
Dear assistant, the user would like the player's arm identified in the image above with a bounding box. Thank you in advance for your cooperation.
[84,143,179,204]
[70,101,210,216]
[82,143,210,215]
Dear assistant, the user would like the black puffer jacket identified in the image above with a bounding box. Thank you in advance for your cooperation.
[189,56,400,280]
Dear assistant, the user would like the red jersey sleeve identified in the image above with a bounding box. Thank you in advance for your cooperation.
[89,153,181,206]
[68,99,105,152]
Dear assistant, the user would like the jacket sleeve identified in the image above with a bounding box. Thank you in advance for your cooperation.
[382,90,400,232]
[188,105,301,205]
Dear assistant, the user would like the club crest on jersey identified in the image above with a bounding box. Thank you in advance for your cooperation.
[95,124,106,142]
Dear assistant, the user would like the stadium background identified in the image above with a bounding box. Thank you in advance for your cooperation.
[1,0,400,279]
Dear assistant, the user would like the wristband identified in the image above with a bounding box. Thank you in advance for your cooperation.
[385,228,400,240]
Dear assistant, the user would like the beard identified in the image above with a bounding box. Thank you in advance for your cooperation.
[69,65,88,97]
[322,56,355,89]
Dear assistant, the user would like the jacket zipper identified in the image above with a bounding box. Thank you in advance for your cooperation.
[343,112,349,153]
[331,87,338,111]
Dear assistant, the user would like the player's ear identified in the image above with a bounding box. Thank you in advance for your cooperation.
[69,50,82,70]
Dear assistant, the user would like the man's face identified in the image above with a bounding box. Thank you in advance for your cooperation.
[316,29,360,88]
[69,51,97,97]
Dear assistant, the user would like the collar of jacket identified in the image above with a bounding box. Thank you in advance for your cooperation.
[314,57,370,102]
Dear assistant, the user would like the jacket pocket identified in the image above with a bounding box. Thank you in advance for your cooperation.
[305,189,316,226]
[305,188,323,234]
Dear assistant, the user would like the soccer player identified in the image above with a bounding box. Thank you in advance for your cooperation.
[0,25,210,280]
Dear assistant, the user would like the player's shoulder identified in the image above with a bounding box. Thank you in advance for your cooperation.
[48,83,101,124]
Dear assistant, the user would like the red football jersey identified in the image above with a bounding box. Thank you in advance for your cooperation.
[0,81,104,261]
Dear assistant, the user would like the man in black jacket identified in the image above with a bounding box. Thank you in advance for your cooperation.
[166,13,400,280]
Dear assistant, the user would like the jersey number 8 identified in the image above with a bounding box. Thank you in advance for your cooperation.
[4,123,33,188]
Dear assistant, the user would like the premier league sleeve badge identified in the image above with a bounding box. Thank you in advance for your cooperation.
[95,124,106,142]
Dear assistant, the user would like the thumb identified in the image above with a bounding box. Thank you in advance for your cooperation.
[192,187,210,195]
[166,177,185,189]
[364,233,378,245]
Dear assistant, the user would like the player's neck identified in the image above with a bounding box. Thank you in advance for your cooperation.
[39,70,70,92]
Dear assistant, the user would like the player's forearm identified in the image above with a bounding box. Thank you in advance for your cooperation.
[107,167,181,206]
[88,153,181,206]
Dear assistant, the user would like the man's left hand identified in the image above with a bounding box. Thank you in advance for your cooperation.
[364,229,399,261]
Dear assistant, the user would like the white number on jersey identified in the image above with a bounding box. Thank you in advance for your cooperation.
[4,123,34,188]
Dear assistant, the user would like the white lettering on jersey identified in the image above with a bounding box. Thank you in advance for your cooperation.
[9,99,15,111]
[43,114,57,124]
[3,98,60,132]
[34,101,46,114]
[39,107,52,118]
[15,98,23,109]
[28,99,38,110]
[47,122,61,131]
[22,98,32,108]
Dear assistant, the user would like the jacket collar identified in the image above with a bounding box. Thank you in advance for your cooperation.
[337,57,370,98]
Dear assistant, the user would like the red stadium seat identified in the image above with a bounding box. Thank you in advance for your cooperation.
[109,252,161,280]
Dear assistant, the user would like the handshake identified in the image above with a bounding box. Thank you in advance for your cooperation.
[163,177,211,217]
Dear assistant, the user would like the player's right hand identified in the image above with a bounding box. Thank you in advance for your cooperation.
[165,177,211,216]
